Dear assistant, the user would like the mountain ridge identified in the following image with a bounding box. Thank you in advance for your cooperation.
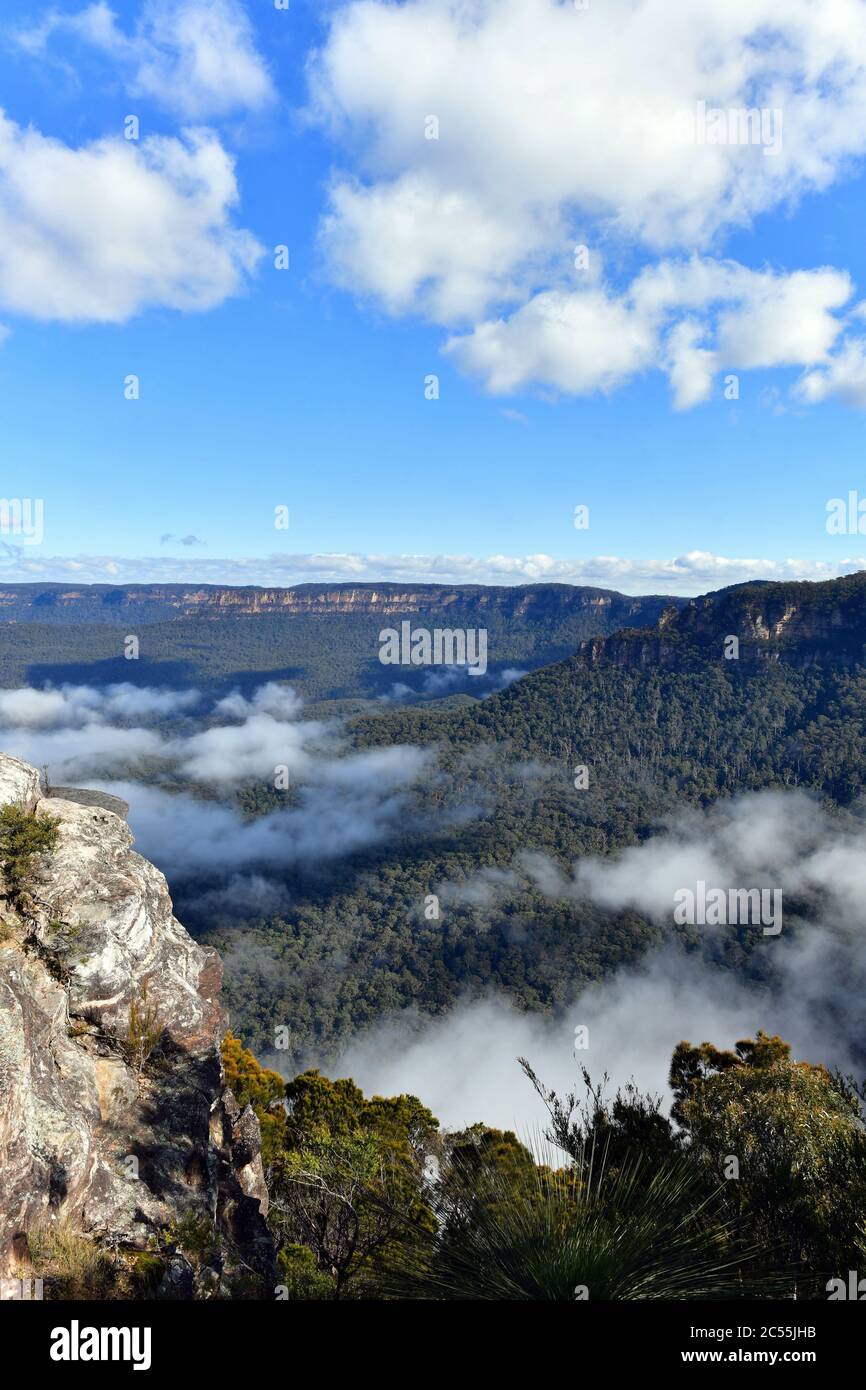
[0,580,684,626]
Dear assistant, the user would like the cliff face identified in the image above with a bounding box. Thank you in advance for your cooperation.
[575,574,866,671]
[0,581,680,627]
[0,754,273,1296]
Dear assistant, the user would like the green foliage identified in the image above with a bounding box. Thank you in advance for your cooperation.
[0,803,59,910]
[671,1032,866,1283]
[276,1244,335,1300]
[266,1070,439,1298]
[127,1251,167,1297]
[388,1145,752,1301]
[520,1059,683,1171]
[165,1212,220,1268]
[221,1031,287,1165]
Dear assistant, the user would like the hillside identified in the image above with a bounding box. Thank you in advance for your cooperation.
[196,573,866,1063]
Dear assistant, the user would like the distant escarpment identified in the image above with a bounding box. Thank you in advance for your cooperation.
[575,572,866,671]
[0,753,274,1298]
[0,581,681,628]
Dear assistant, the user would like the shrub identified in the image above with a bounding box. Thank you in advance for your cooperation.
[122,982,164,1076]
[277,1244,335,1300]
[0,803,59,911]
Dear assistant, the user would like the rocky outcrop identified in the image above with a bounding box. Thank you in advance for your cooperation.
[0,753,274,1297]
[574,573,866,672]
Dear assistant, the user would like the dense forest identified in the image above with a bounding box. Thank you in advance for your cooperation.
[189,654,866,1065]
[5,574,866,1081]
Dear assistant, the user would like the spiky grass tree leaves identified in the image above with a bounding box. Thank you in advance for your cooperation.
[388,1145,760,1301]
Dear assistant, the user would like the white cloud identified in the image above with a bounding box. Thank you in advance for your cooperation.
[0,682,435,874]
[99,684,201,718]
[796,339,866,407]
[93,744,432,878]
[446,259,852,402]
[310,0,866,272]
[310,0,866,404]
[0,549,864,595]
[339,790,866,1130]
[445,286,657,395]
[17,0,274,119]
[174,711,334,786]
[0,111,262,323]
[336,938,861,1133]
[0,682,198,729]
[313,0,853,284]
[319,172,545,324]
[214,683,304,722]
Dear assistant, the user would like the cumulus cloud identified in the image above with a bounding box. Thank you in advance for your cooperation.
[0,112,262,323]
[309,0,866,405]
[796,339,866,408]
[446,259,853,403]
[446,286,657,396]
[1,549,864,595]
[17,0,274,119]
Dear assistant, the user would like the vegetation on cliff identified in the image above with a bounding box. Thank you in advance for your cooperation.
[221,1030,866,1301]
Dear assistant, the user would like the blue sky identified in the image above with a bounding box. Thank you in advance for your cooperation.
[2,0,866,593]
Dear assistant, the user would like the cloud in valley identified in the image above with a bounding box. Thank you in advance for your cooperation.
[339,792,866,1130]
[337,937,864,1134]
[0,680,435,879]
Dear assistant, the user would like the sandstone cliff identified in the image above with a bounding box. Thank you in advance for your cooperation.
[0,753,274,1298]
[0,580,680,626]
[574,573,866,671]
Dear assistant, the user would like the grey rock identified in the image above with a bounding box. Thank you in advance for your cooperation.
[0,753,275,1296]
